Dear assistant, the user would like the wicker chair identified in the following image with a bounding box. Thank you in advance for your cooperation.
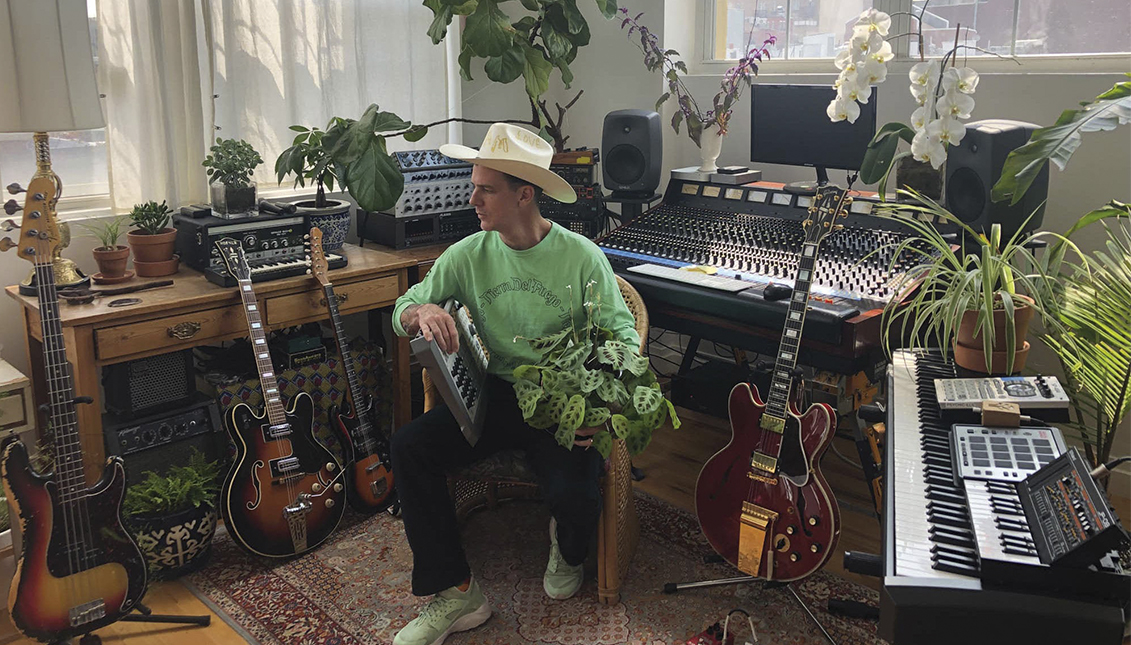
[421,275,647,605]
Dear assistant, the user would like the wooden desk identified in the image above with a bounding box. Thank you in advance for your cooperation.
[6,244,415,484]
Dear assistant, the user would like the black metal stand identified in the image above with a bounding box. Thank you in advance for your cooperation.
[603,192,662,224]
[54,603,211,644]
[663,573,839,645]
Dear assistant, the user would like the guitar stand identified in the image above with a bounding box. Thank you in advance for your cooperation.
[664,568,838,645]
[54,603,211,645]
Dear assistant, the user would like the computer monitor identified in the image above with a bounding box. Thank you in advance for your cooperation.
[750,83,877,189]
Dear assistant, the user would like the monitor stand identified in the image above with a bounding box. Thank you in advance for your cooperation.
[784,167,829,195]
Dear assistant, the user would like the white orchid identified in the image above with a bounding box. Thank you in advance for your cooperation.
[926,117,967,145]
[938,91,976,119]
[852,7,891,39]
[834,49,855,70]
[910,106,931,131]
[909,61,940,90]
[910,82,933,106]
[851,31,885,60]
[869,40,895,64]
[911,130,947,169]
[842,82,873,105]
[826,97,861,124]
[942,67,980,94]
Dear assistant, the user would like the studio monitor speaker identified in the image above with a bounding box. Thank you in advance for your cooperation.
[602,109,662,197]
[945,119,1048,240]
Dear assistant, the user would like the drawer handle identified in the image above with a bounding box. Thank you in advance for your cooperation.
[320,292,349,307]
[167,321,202,340]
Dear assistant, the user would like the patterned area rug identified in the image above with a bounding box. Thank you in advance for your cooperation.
[185,492,883,645]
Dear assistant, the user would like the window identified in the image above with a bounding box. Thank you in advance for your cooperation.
[712,0,1131,60]
[0,0,108,209]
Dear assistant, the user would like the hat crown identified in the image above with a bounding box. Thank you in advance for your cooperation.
[479,123,552,170]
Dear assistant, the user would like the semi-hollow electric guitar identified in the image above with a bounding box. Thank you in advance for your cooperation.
[215,237,346,557]
[309,227,395,513]
[1,173,147,642]
[694,185,850,582]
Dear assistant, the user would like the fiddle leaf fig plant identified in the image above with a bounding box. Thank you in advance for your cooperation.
[513,281,679,458]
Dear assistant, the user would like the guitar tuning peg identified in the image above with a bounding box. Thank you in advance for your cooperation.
[1,219,19,231]
[4,200,21,215]
[303,234,309,240]
[305,269,311,275]
[6,183,25,195]
[0,237,15,252]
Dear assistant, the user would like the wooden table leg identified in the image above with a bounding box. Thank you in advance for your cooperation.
[63,325,105,486]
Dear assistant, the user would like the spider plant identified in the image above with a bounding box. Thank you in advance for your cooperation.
[873,189,1062,375]
[1040,212,1131,470]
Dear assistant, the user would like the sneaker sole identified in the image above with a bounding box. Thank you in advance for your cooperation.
[429,602,492,645]
[543,580,581,600]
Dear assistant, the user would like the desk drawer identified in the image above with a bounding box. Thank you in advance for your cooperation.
[95,305,246,361]
[264,274,399,325]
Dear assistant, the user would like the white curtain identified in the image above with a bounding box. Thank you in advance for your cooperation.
[97,0,212,211]
[206,0,453,191]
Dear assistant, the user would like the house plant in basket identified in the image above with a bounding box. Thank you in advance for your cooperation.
[874,190,1058,375]
[126,200,178,277]
[123,449,224,580]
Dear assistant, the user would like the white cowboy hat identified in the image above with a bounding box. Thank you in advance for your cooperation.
[440,123,577,204]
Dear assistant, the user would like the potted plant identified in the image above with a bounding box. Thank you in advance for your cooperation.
[203,137,263,218]
[275,120,354,250]
[511,282,680,458]
[875,190,1059,375]
[123,449,224,580]
[126,200,178,277]
[79,215,131,281]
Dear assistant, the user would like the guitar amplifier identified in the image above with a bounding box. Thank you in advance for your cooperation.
[409,300,491,446]
[103,395,227,486]
[173,212,346,286]
[103,349,196,418]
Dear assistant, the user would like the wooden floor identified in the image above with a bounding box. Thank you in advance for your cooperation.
[4,405,1128,644]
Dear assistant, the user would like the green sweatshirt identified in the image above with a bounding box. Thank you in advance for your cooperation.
[393,223,640,382]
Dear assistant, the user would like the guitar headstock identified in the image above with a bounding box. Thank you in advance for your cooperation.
[308,227,331,287]
[802,185,851,245]
[214,237,251,282]
[8,176,61,264]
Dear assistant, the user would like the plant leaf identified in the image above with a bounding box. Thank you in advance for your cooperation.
[522,42,553,98]
[484,44,526,84]
[594,0,618,20]
[465,0,512,58]
[591,430,613,459]
[341,136,403,213]
[860,122,916,185]
[403,125,430,142]
[582,405,610,427]
[632,385,663,415]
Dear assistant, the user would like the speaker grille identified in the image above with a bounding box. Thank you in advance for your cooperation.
[946,166,986,224]
[104,349,195,417]
[606,143,645,186]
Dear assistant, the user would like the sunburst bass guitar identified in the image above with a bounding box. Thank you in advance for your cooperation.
[1,174,147,642]
[694,185,850,582]
[215,237,346,557]
[308,227,395,513]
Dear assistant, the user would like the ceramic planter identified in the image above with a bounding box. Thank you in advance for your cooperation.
[955,294,1035,374]
[127,228,176,262]
[128,505,217,580]
[297,199,352,250]
[92,245,130,279]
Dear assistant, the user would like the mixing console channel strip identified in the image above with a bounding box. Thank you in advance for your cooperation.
[598,178,945,367]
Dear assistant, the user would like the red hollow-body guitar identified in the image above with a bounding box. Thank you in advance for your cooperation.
[308,228,395,513]
[694,185,850,582]
[1,174,147,642]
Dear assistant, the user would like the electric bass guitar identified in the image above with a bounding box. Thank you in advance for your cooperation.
[694,185,850,582]
[308,227,395,513]
[215,237,346,557]
[1,173,147,642]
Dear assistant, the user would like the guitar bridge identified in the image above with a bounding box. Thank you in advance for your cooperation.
[738,502,778,578]
[69,599,106,627]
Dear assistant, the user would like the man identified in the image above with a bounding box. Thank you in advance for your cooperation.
[390,123,640,645]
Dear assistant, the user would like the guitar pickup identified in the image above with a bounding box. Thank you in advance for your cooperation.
[271,456,301,479]
[751,452,778,474]
[267,422,292,438]
[69,599,106,627]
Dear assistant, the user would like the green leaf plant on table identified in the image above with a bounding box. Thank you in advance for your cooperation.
[512,280,679,459]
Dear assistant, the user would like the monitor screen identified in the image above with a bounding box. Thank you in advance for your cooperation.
[750,84,877,172]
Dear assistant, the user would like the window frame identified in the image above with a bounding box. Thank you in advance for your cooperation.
[700,0,1131,74]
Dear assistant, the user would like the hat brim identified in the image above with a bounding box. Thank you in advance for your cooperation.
[439,143,578,204]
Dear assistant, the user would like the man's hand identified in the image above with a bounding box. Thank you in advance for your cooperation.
[403,303,460,354]
[574,426,600,449]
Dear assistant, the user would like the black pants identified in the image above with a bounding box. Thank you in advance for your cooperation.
[391,375,603,596]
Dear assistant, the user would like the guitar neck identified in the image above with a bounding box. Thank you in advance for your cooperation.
[321,283,370,429]
[237,278,287,426]
[764,242,823,422]
[32,260,85,495]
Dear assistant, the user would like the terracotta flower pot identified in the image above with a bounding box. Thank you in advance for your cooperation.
[92,245,130,279]
[955,294,1035,374]
[127,228,177,263]
[133,256,179,277]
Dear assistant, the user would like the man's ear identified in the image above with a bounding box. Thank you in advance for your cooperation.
[518,184,536,206]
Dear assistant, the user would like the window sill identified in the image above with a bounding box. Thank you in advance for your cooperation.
[692,52,1131,76]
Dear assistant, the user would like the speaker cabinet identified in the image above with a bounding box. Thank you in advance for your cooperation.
[944,119,1049,240]
[103,349,196,419]
[602,109,662,197]
[104,396,227,486]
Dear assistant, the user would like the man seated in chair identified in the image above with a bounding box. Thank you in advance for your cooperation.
[389,123,639,645]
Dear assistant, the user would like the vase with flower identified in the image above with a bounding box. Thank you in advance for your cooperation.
[826,4,1015,198]
[619,8,774,173]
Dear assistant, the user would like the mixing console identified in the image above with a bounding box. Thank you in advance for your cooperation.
[600,181,937,312]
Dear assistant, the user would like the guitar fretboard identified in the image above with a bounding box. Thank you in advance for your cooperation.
[764,243,820,422]
[321,283,376,455]
[237,279,287,427]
